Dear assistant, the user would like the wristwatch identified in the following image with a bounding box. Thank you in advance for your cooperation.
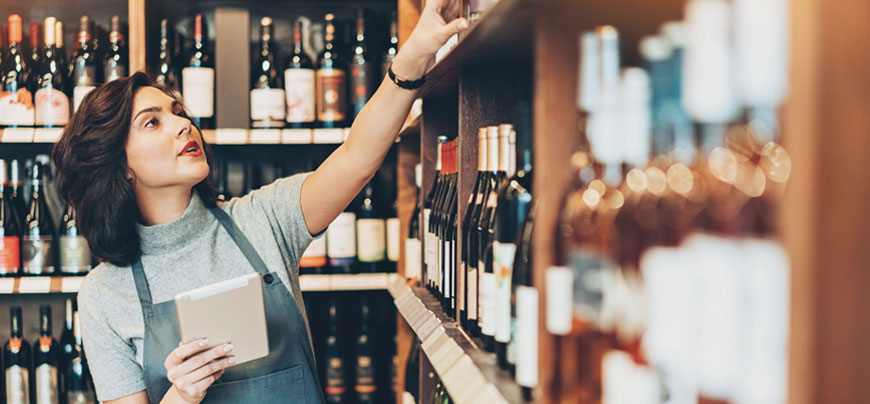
[387,63,427,90]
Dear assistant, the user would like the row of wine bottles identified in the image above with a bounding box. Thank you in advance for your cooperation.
[545,0,790,402]
[155,10,397,131]
[0,14,127,128]
[0,159,92,276]
[4,299,95,404]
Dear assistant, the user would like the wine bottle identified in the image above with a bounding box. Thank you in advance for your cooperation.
[382,11,398,78]
[66,312,94,404]
[386,199,400,272]
[326,210,356,274]
[34,305,60,404]
[324,298,346,403]
[103,16,127,82]
[54,20,67,96]
[1,159,23,276]
[71,16,97,113]
[474,126,499,349]
[424,136,448,290]
[403,340,420,403]
[431,141,449,300]
[5,306,32,404]
[461,128,487,334]
[35,17,70,129]
[354,298,376,404]
[59,205,90,275]
[29,23,42,66]
[22,163,56,276]
[155,19,180,94]
[440,141,458,316]
[9,160,27,226]
[284,19,316,128]
[60,299,75,397]
[349,10,375,119]
[182,14,215,129]
[0,15,36,128]
[356,180,385,273]
[404,164,423,281]
[250,17,285,129]
[316,13,346,129]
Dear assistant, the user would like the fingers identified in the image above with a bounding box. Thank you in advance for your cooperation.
[168,343,234,382]
[165,339,210,369]
[176,355,237,389]
[439,17,469,40]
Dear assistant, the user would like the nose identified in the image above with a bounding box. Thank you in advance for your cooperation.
[175,116,192,139]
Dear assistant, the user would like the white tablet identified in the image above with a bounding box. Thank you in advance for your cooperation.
[174,273,269,365]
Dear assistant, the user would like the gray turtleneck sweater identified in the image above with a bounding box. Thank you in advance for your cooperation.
[77,173,316,402]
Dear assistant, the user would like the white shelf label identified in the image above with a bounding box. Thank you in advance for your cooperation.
[33,128,63,143]
[2,128,35,143]
[281,128,313,144]
[299,275,330,291]
[0,278,15,293]
[19,277,52,294]
[215,129,248,144]
[61,277,85,293]
[248,129,282,144]
[312,128,344,144]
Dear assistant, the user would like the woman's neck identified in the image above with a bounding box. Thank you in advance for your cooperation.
[137,186,194,226]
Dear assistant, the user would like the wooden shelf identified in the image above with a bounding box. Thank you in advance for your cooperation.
[0,273,399,295]
[388,278,526,404]
[418,0,535,99]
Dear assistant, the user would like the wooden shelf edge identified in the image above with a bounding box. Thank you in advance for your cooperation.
[388,278,526,404]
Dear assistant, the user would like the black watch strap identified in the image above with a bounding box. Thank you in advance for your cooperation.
[388,63,426,90]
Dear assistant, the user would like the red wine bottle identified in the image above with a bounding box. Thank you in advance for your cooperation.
[382,11,398,78]
[354,298,376,404]
[183,14,215,129]
[155,19,180,94]
[59,205,91,275]
[0,160,22,276]
[66,311,95,404]
[35,17,70,128]
[22,163,57,275]
[316,14,346,129]
[284,19,316,129]
[33,305,61,404]
[324,298,346,403]
[103,16,127,82]
[355,180,385,273]
[5,306,32,404]
[0,15,35,128]
[349,10,375,119]
[250,17,285,129]
[71,16,97,113]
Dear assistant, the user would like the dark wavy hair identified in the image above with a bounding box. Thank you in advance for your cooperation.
[51,72,219,267]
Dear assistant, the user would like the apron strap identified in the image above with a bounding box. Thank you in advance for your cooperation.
[208,206,272,276]
[131,257,154,306]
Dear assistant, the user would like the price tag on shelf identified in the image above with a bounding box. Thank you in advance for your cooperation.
[1,128,35,143]
[299,275,330,291]
[312,128,343,144]
[422,328,450,361]
[395,292,415,316]
[33,128,63,143]
[480,384,509,404]
[388,275,406,297]
[450,355,486,403]
[0,278,14,293]
[214,128,248,144]
[18,277,52,293]
[61,277,85,293]
[281,129,313,144]
[418,314,442,341]
[407,305,429,333]
[432,339,463,375]
[248,129,281,144]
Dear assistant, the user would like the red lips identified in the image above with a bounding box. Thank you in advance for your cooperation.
[179,141,202,157]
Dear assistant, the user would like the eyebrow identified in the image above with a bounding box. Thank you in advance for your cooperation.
[133,101,182,122]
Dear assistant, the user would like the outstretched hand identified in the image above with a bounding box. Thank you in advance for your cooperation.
[393,0,469,78]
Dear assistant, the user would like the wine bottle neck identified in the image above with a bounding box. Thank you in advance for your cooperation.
[10,314,21,337]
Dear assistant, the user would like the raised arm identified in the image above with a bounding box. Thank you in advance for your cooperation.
[300,0,468,234]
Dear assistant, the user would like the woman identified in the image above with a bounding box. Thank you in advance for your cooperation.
[52,1,467,402]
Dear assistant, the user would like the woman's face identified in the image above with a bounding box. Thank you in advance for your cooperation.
[125,86,209,192]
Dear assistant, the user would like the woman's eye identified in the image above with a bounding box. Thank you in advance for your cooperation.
[145,118,158,128]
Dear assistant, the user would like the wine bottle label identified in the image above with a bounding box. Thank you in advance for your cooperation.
[60,235,92,274]
[104,63,127,82]
[355,356,377,399]
[35,364,58,404]
[349,63,376,118]
[72,86,96,113]
[316,68,346,122]
[182,67,215,118]
[545,266,573,335]
[72,65,95,87]
[569,248,618,331]
[467,268,478,320]
[0,87,35,126]
[0,236,21,274]
[356,218,386,263]
[22,236,56,275]
[34,86,70,126]
[515,285,539,388]
[326,212,356,265]
[444,241,452,299]
[404,238,422,279]
[250,88,286,123]
[481,271,496,336]
[300,236,327,268]
[386,217,400,262]
[493,241,517,342]
[6,365,29,404]
[285,68,316,123]
[422,209,433,268]
[325,357,346,401]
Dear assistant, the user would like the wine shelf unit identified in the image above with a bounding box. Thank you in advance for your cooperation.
[0,273,399,294]
[388,277,524,404]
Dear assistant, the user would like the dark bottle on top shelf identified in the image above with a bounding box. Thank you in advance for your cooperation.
[71,16,98,113]
[356,180,386,273]
[6,306,32,404]
[54,20,68,95]
[1,15,35,128]
[22,163,56,276]
[29,23,42,66]
[103,16,127,82]
[1,159,23,276]
[316,13,346,129]
[250,17,285,129]
[349,10,375,120]
[183,14,215,130]
[59,205,91,275]
[284,19,316,129]
[35,17,70,129]
[324,298,346,403]
[354,298,376,404]
[33,305,61,404]
[461,128,488,335]
[155,19,181,95]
